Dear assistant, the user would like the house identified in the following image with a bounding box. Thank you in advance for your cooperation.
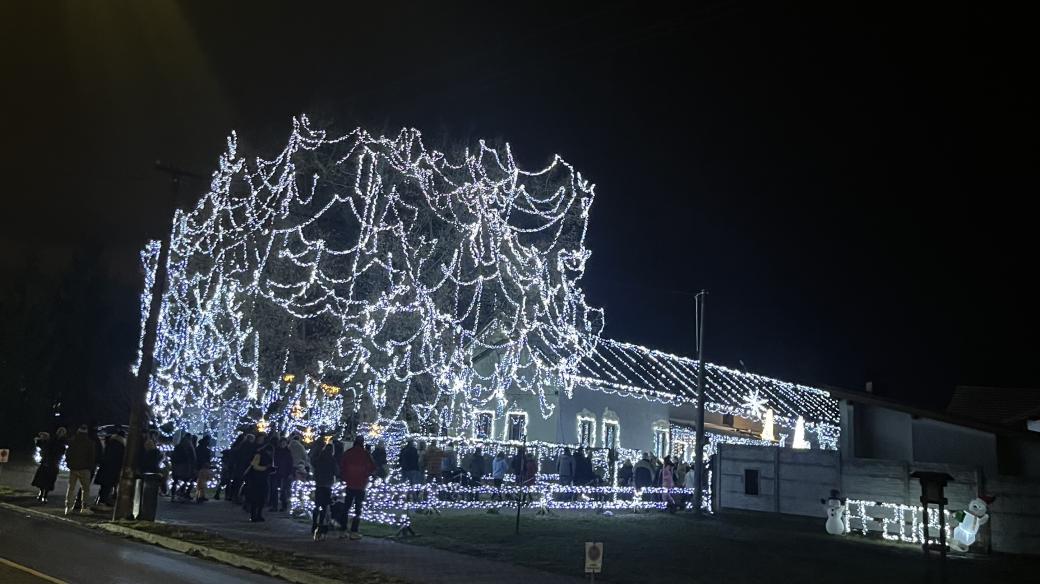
[419,337,841,465]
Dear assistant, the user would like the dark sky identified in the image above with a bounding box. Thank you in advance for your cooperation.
[2,1,1037,412]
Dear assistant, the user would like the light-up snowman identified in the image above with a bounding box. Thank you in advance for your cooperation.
[821,489,846,535]
[951,495,995,551]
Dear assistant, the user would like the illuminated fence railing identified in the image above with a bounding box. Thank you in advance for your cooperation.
[845,499,952,544]
[289,478,700,524]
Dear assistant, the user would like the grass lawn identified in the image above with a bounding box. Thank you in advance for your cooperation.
[369,508,1037,584]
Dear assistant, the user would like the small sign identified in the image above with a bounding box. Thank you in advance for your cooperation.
[584,542,603,573]
[0,449,9,463]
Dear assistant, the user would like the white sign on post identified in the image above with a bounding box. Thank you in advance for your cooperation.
[0,449,9,463]
[584,542,603,574]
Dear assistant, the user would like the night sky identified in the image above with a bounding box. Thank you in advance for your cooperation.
[2,1,1037,430]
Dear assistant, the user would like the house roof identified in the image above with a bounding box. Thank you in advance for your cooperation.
[823,385,1040,441]
[945,386,1040,427]
[567,338,840,427]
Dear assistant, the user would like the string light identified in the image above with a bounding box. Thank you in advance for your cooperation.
[139,117,604,447]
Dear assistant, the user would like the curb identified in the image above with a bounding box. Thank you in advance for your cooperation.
[96,523,345,584]
[1,502,344,584]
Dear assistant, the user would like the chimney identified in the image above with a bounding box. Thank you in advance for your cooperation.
[865,381,873,394]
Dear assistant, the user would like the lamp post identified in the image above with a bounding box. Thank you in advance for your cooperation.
[692,290,707,516]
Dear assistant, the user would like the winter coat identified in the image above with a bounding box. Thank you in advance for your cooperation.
[399,444,419,472]
[339,446,377,490]
[32,437,65,490]
[273,446,294,479]
[312,446,338,488]
[619,463,634,486]
[171,439,197,480]
[634,459,655,488]
[195,442,213,470]
[65,431,97,471]
[422,447,444,477]
[468,453,486,479]
[492,456,508,479]
[244,448,273,503]
[557,453,575,481]
[95,435,125,487]
[289,439,309,473]
[139,447,163,474]
[372,445,387,467]
[683,468,698,489]
[574,453,594,485]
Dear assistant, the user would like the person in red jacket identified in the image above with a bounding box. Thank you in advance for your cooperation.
[338,436,377,539]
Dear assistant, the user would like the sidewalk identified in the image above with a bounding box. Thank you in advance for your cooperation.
[156,497,582,584]
[1,463,580,584]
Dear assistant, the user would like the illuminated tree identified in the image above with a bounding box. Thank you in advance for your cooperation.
[140,117,603,443]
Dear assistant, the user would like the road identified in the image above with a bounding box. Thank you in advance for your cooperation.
[0,506,288,584]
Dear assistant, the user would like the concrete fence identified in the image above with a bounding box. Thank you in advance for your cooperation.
[716,444,1039,555]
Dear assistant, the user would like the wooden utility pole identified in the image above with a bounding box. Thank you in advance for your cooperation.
[112,162,203,520]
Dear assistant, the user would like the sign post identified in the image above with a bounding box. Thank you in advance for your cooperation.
[0,449,10,483]
[584,542,603,582]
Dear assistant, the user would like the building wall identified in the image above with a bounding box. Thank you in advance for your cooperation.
[555,388,670,453]
[911,418,998,476]
[853,405,913,460]
[716,444,840,517]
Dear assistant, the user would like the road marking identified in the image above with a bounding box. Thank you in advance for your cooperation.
[0,557,69,584]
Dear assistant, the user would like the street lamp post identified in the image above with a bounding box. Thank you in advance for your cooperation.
[692,290,707,516]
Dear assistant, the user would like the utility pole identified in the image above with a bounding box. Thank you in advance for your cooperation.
[112,162,203,520]
[692,290,707,516]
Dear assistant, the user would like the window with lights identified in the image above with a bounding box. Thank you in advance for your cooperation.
[578,417,595,447]
[603,421,619,449]
[507,412,527,441]
[474,411,494,439]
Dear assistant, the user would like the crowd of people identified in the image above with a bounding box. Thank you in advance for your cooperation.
[31,424,157,515]
[32,424,698,531]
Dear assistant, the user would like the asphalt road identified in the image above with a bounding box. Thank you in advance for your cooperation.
[0,507,288,584]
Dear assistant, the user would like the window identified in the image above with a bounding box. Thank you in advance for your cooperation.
[507,412,527,441]
[474,411,494,439]
[578,417,595,447]
[722,413,734,427]
[653,428,668,458]
[744,469,760,495]
[673,441,687,462]
[603,421,619,449]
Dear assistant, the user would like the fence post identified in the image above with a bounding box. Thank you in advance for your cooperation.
[773,446,781,513]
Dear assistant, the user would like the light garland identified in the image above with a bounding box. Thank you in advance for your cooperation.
[139,118,604,447]
[845,499,952,544]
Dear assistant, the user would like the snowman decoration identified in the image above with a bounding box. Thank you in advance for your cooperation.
[821,489,847,535]
[951,495,995,552]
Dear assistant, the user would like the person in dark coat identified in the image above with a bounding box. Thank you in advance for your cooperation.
[32,428,67,503]
[64,425,97,515]
[243,439,273,522]
[310,439,338,539]
[215,433,244,500]
[170,434,197,501]
[194,435,213,502]
[269,437,294,512]
[399,439,420,483]
[94,431,125,507]
[227,433,255,503]
[138,437,163,474]
[372,442,388,480]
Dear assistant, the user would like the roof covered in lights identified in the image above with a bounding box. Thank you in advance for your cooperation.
[568,338,840,427]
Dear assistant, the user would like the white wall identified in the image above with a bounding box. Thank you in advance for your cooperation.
[556,387,670,453]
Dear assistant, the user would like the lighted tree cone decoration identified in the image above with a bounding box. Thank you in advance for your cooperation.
[139,117,604,446]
